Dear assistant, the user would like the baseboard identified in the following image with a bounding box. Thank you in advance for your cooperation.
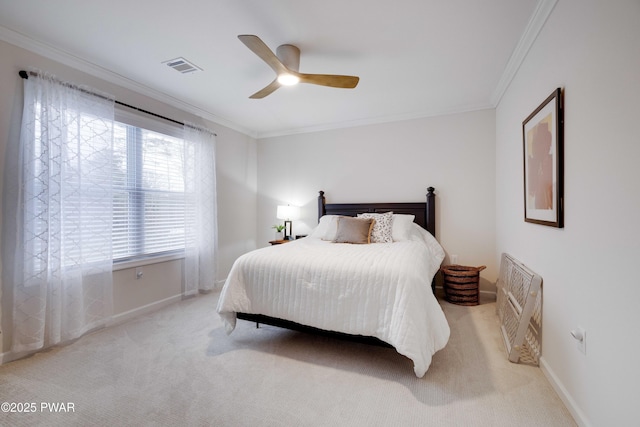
[479,289,497,300]
[540,356,591,427]
[435,285,497,301]
[109,294,183,327]
[1,293,185,366]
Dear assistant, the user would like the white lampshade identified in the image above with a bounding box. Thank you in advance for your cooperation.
[277,205,300,220]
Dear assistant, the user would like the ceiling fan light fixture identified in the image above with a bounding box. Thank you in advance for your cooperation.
[277,73,300,86]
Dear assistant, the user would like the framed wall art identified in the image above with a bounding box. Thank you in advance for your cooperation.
[522,88,564,228]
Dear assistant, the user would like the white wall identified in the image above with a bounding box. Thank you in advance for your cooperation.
[257,109,497,291]
[495,1,640,425]
[0,40,258,354]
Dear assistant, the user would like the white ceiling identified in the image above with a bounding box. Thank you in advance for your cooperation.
[0,0,542,138]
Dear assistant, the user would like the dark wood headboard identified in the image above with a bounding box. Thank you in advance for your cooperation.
[317,187,436,237]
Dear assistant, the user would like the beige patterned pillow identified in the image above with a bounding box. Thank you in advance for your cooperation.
[358,211,394,243]
[333,217,374,244]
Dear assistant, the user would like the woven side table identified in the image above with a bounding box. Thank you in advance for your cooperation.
[441,265,486,306]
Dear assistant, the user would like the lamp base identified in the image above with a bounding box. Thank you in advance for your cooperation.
[283,220,293,240]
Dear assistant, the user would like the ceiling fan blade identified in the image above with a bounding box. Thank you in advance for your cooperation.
[297,73,359,89]
[249,79,281,99]
[238,35,289,75]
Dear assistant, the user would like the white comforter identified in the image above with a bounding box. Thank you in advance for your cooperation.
[216,224,450,377]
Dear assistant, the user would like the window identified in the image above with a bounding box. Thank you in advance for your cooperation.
[112,122,187,262]
[12,72,216,355]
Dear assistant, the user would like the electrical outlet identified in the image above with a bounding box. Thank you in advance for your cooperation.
[570,327,586,355]
[451,254,459,264]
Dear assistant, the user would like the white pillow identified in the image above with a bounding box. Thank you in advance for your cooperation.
[391,214,415,241]
[309,215,341,241]
[357,211,393,243]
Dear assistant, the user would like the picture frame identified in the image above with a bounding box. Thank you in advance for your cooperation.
[522,88,564,228]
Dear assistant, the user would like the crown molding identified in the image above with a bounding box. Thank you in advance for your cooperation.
[0,25,258,139]
[257,103,495,139]
[490,0,559,107]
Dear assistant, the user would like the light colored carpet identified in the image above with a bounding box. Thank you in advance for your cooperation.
[0,291,575,426]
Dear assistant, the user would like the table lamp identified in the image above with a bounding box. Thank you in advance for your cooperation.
[276,205,300,240]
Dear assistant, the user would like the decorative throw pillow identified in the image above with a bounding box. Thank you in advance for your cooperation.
[333,217,374,244]
[391,214,416,241]
[358,211,394,243]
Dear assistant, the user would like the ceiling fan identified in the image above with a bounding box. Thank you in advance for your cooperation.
[238,34,360,99]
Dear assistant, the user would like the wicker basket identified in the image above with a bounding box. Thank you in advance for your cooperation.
[441,265,486,306]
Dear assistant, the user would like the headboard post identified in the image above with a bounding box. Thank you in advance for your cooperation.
[426,187,436,237]
[318,191,326,222]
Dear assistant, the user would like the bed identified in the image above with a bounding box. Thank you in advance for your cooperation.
[216,188,450,377]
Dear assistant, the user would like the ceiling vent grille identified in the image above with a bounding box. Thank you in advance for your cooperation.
[163,57,202,74]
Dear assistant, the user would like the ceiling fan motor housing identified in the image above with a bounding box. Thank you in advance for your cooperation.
[276,44,300,72]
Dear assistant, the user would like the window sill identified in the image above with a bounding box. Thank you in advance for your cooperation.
[112,252,185,271]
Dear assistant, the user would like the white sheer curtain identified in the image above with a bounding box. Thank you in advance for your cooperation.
[8,71,115,353]
[183,122,218,295]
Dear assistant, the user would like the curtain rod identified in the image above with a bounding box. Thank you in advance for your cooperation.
[19,70,216,136]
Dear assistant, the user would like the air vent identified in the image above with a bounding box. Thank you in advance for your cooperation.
[163,57,202,74]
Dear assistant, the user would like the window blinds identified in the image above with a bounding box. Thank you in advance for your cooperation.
[112,122,187,261]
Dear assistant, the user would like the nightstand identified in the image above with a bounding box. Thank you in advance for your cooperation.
[441,265,486,306]
[269,239,292,245]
